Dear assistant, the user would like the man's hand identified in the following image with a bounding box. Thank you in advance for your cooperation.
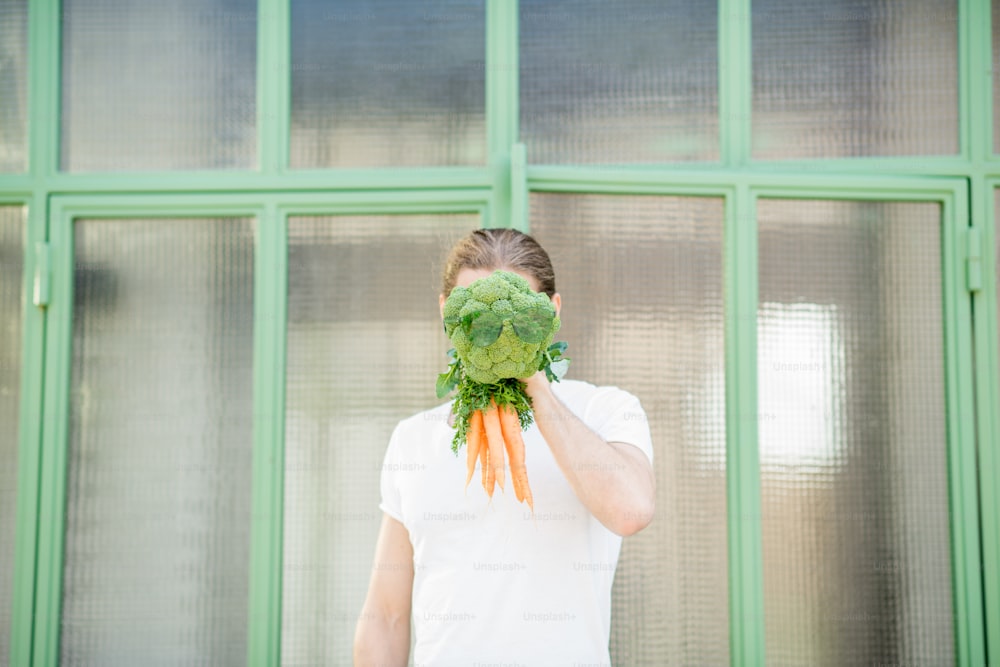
[521,373,655,536]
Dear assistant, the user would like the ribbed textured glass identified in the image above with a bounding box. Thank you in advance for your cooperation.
[0,206,24,663]
[282,215,474,665]
[752,0,958,159]
[531,194,728,665]
[0,0,27,171]
[61,0,257,171]
[290,1,486,168]
[61,219,254,665]
[757,200,954,666]
[520,0,718,164]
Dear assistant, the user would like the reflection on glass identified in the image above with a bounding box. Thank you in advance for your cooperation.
[758,199,954,665]
[758,303,843,474]
[282,215,474,665]
[290,1,486,168]
[61,0,257,171]
[520,0,718,164]
[0,206,24,661]
[530,193,727,665]
[61,219,254,664]
[0,1,27,171]
[752,0,958,158]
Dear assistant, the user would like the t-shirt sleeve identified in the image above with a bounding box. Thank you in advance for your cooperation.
[585,386,654,464]
[378,423,405,524]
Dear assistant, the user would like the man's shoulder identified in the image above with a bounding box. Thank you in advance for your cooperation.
[552,378,641,409]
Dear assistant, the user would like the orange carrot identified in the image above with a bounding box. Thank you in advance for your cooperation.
[480,421,495,497]
[465,410,485,490]
[498,403,533,511]
[482,402,506,492]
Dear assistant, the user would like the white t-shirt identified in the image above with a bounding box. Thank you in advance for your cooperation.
[379,379,654,667]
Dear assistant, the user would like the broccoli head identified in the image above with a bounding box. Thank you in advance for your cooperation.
[443,270,560,384]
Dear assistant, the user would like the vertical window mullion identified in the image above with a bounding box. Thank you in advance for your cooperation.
[247,203,287,666]
[725,185,766,666]
[5,201,38,667]
[486,0,518,229]
[718,0,752,167]
[258,0,291,174]
[973,178,1000,666]
[960,0,990,160]
[28,0,59,178]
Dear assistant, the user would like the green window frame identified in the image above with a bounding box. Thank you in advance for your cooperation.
[2,0,999,665]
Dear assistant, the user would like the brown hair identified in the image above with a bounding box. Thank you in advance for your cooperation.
[442,228,556,297]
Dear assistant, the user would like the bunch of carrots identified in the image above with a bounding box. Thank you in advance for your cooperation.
[464,400,532,510]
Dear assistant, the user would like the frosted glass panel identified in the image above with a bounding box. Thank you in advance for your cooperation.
[282,215,474,665]
[62,219,254,665]
[758,200,954,665]
[290,1,486,168]
[61,0,257,171]
[0,206,24,663]
[531,194,727,665]
[520,1,718,164]
[0,0,27,171]
[753,0,958,159]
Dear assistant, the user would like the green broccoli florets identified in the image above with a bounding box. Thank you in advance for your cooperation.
[467,346,493,370]
[468,278,509,305]
[458,298,489,320]
[442,286,468,321]
[498,271,532,292]
[509,291,535,311]
[491,299,514,316]
[442,270,559,384]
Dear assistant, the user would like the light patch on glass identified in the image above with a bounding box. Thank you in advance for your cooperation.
[757,302,844,476]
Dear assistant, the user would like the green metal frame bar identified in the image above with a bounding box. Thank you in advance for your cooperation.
[24,168,493,194]
[27,0,59,180]
[33,191,492,215]
[9,0,60,662]
[943,184,986,667]
[31,200,69,667]
[977,177,1000,667]
[2,0,999,665]
[527,165,976,194]
[257,0,290,174]
[726,184,764,666]
[486,0,518,228]
[959,10,996,661]
[962,0,990,163]
[248,202,286,667]
[719,0,752,166]
[5,196,41,667]
[959,0,973,161]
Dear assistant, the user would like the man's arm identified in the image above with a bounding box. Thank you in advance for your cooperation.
[353,514,414,667]
[523,373,655,536]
